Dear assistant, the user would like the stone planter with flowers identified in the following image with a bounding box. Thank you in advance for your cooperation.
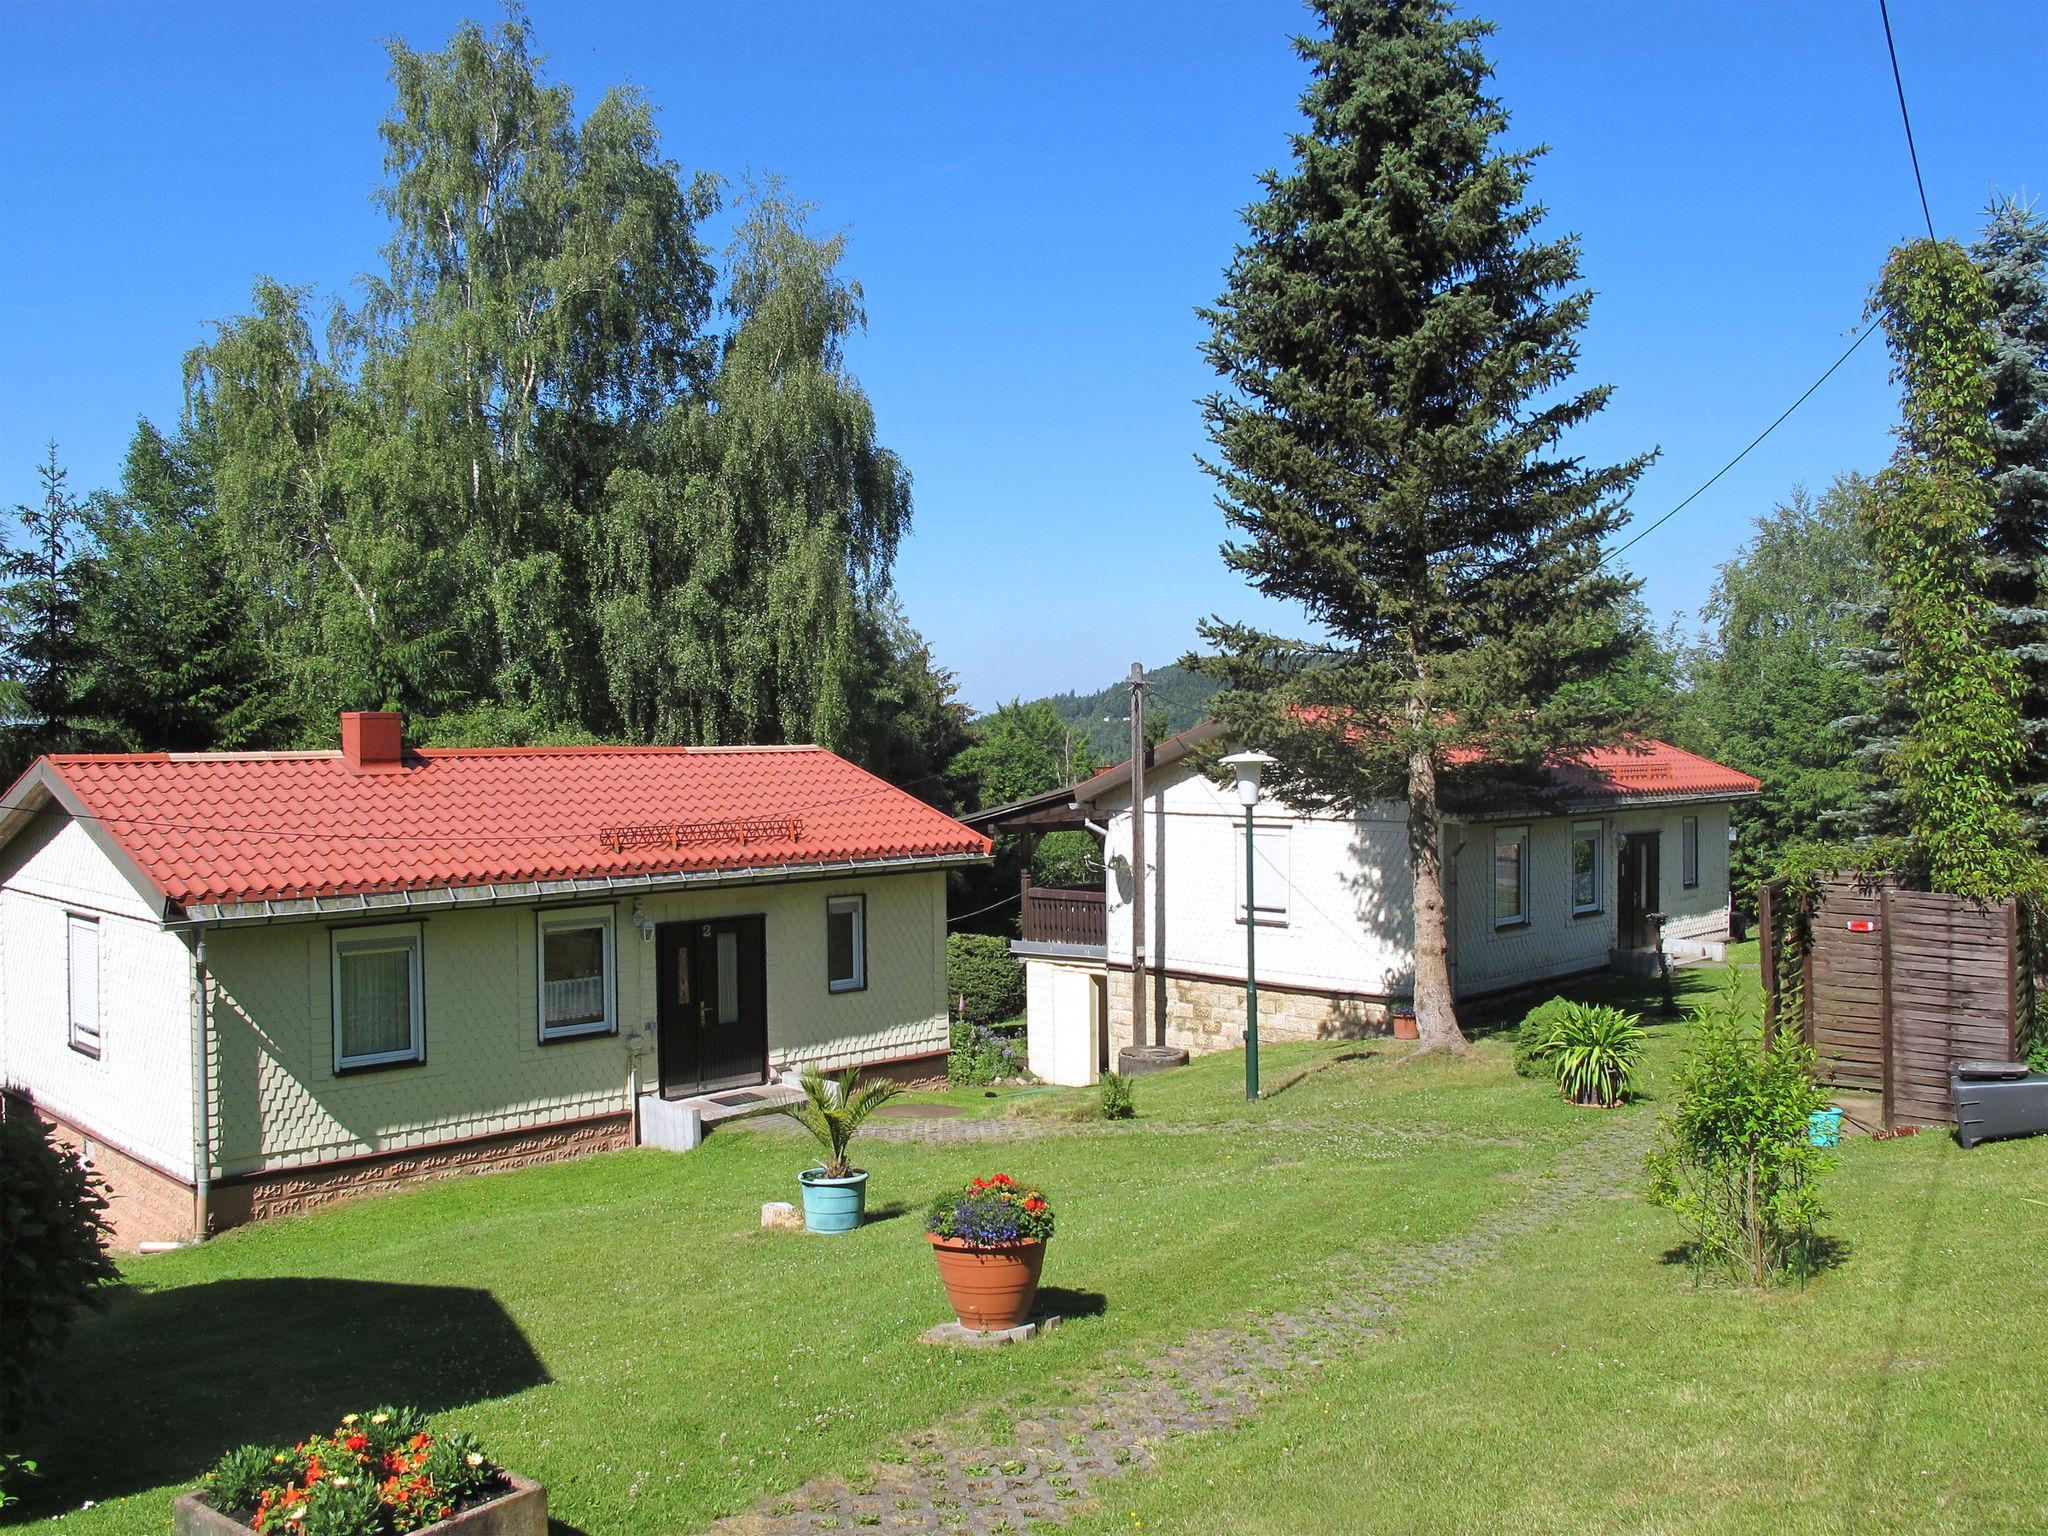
[172,1406,544,1535]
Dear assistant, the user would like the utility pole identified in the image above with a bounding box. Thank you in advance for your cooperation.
[1128,662,1147,1055]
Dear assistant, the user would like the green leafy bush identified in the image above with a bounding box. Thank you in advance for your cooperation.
[946,933,1024,1027]
[1547,1003,1645,1107]
[1646,970,1834,1287]
[1512,997,1574,1078]
[0,1108,117,1436]
[949,1021,1022,1087]
[1099,1071,1136,1120]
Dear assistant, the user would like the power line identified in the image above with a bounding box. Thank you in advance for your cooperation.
[1878,0,1938,242]
[1601,320,1880,568]
[946,889,1023,927]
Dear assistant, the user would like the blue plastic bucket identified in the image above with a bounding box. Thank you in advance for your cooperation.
[1807,1106,1844,1148]
[798,1168,869,1233]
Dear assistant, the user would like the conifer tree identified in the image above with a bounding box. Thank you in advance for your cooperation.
[1194,0,1651,1050]
[0,446,100,781]
[1971,198,2048,848]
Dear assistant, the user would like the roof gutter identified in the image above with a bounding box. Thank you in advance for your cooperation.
[166,849,991,929]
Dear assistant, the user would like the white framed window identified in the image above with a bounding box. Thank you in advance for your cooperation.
[1235,820,1291,926]
[331,922,424,1072]
[1570,822,1602,915]
[537,905,616,1041]
[827,894,866,993]
[67,913,101,1058]
[1681,815,1700,888]
[1494,826,1529,927]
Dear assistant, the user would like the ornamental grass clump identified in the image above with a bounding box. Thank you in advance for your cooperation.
[1545,1002,1645,1107]
[201,1406,502,1534]
[1646,969,1835,1288]
[924,1175,1055,1247]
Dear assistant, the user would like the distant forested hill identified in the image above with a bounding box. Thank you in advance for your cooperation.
[1032,664,1219,762]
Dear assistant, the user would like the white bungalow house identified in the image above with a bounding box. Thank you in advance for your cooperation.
[0,712,988,1246]
[966,722,1760,1085]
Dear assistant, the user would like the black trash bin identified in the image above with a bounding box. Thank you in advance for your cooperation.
[1949,1060,2048,1149]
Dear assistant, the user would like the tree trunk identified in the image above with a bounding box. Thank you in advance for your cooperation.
[1407,742,1470,1054]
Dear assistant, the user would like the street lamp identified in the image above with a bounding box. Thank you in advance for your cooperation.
[1220,750,1277,1101]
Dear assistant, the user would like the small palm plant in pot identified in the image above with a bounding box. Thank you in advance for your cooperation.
[1545,1002,1645,1107]
[738,1066,901,1233]
[925,1174,1056,1330]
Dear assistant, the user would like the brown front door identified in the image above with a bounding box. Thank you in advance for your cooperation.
[1617,832,1662,950]
[656,915,769,1096]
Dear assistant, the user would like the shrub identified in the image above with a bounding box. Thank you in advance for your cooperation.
[199,1405,502,1534]
[0,1108,117,1435]
[1512,996,1574,1078]
[948,1021,1023,1086]
[946,932,1024,1027]
[1099,1071,1136,1120]
[924,1174,1055,1245]
[1547,1003,1645,1106]
[1646,969,1835,1287]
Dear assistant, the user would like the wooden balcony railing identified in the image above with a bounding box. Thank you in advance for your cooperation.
[1020,885,1106,949]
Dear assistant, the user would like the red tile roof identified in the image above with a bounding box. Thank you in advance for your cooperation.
[1552,741,1762,800]
[16,745,989,911]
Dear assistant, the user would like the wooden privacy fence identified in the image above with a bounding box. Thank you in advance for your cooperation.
[1761,876,2036,1127]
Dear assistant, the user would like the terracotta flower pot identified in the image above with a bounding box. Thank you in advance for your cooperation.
[1393,1008,1419,1041]
[927,1233,1047,1330]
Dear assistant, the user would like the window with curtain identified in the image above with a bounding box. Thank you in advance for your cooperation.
[67,913,101,1058]
[1682,816,1700,888]
[827,895,866,993]
[538,906,615,1040]
[1571,823,1602,914]
[1494,827,1529,927]
[1235,821,1291,925]
[332,923,424,1070]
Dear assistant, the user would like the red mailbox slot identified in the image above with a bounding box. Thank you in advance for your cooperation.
[1845,919,1877,933]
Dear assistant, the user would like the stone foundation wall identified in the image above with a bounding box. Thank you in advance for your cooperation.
[24,1101,200,1250]
[209,1112,632,1229]
[1107,968,1392,1060]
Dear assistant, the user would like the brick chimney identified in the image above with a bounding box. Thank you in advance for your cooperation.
[340,711,406,774]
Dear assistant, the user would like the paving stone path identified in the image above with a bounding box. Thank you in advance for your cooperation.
[707,1114,1651,1534]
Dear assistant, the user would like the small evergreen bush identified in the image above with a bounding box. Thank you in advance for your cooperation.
[1099,1071,1136,1120]
[1512,997,1574,1078]
[1646,969,1835,1287]
[0,1109,117,1437]
[946,933,1024,1027]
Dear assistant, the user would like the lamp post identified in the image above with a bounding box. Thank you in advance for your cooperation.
[1220,751,1276,1101]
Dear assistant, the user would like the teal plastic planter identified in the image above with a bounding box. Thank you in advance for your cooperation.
[1807,1106,1845,1148]
[797,1168,869,1233]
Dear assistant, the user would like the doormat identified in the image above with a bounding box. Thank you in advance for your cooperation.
[711,1091,771,1107]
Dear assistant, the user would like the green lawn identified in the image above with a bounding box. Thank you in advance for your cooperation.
[13,961,2042,1535]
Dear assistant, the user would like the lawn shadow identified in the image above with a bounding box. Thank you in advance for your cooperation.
[863,1200,915,1225]
[1036,1286,1108,1320]
[16,1277,548,1519]
[1657,1232,1853,1279]
[549,1521,597,1536]
[1261,1049,1379,1099]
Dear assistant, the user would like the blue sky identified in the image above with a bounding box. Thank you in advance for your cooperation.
[1,0,2042,711]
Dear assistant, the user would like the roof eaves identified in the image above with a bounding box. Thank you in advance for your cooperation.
[176,848,990,927]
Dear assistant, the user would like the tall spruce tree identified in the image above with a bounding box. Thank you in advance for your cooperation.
[1193,0,1651,1051]
[77,421,289,752]
[1972,197,2048,847]
[0,446,101,781]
